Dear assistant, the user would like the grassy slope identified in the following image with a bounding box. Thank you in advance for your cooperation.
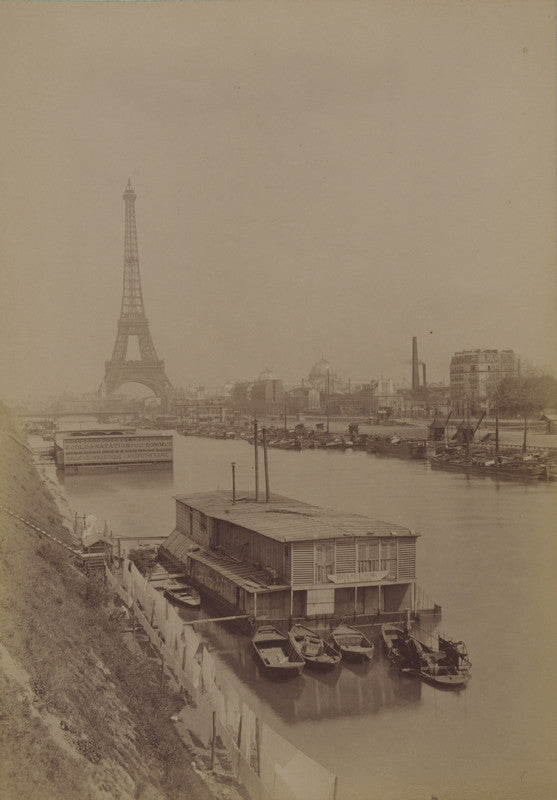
[0,413,215,800]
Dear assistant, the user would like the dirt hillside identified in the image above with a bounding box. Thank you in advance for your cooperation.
[0,404,216,800]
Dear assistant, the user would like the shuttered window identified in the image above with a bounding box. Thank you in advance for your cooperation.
[291,541,315,585]
[335,538,356,574]
[397,537,416,579]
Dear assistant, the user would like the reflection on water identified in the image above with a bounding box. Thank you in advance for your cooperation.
[188,615,421,724]
[59,433,557,799]
[61,467,175,494]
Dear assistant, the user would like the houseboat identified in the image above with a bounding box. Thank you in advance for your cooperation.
[159,491,435,631]
[54,429,173,474]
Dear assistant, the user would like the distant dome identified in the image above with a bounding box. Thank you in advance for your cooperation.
[309,358,331,382]
[257,368,276,382]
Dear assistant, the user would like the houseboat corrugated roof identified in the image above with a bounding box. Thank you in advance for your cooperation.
[174,491,418,543]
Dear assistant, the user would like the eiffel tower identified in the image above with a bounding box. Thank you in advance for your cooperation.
[101,180,173,407]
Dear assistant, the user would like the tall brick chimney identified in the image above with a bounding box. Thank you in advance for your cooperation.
[412,337,420,392]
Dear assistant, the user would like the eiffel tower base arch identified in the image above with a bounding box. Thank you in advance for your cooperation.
[100,360,173,411]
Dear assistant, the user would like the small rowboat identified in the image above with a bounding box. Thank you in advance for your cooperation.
[288,624,341,670]
[382,623,470,689]
[252,625,305,678]
[330,623,374,662]
[163,582,201,608]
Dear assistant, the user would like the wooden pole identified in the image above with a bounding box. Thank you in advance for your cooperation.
[262,428,270,503]
[210,710,217,771]
[254,716,261,776]
[253,419,259,502]
[326,369,330,434]
[231,462,236,504]
[182,614,251,625]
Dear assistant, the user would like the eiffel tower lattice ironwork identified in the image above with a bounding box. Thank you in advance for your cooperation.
[101,180,173,406]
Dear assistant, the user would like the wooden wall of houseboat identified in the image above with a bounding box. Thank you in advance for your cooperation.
[292,590,306,617]
[190,559,244,608]
[360,585,380,614]
[333,587,355,616]
[331,586,381,615]
[383,583,412,612]
[175,501,212,548]
[307,587,335,615]
[254,590,290,621]
[212,520,288,580]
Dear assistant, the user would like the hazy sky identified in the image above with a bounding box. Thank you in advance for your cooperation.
[1,1,555,399]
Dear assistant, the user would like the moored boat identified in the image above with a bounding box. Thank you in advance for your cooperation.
[382,623,471,689]
[163,581,201,608]
[367,436,427,460]
[430,448,553,481]
[330,623,374,662]
[288,624,341,670]
[252,625,305,678]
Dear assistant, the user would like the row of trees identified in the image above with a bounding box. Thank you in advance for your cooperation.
[494,373,557,450]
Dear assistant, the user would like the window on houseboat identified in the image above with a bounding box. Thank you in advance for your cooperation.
[380,539,397,579]
[357,541,379,572]
[315,542,334,583]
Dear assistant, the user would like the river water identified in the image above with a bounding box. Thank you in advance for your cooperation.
[57,432,557,800]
